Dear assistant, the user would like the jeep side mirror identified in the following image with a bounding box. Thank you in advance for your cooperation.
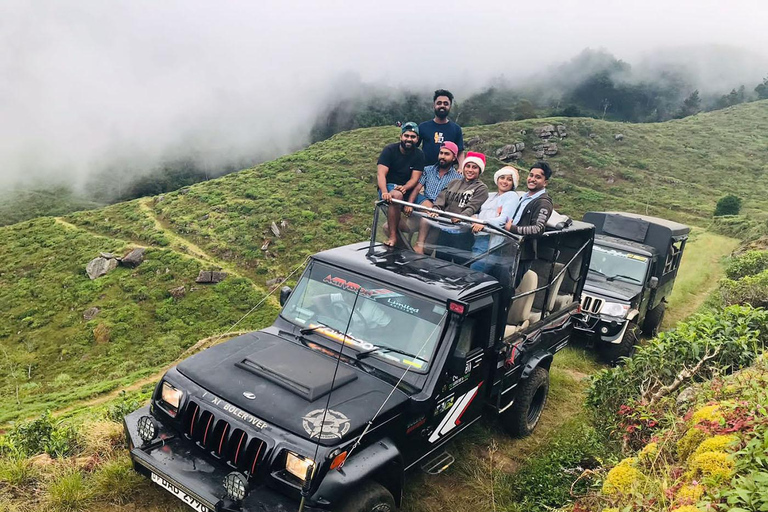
[279,286,293,306]
[649,276,659,289]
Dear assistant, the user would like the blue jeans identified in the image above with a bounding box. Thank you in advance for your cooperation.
[378,183,398,199]
[470,235,490,272]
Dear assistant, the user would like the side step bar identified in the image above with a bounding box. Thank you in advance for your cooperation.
[420,450,455,475]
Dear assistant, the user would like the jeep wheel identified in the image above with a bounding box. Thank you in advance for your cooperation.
[337,480,396,512]
[642,303,666,337]
[501,366,549,437]
[599,321,639,362]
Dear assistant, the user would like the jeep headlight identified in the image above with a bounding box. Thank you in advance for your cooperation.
[285,452,315,482]
[160,382,183,416]
[601,302,630,318]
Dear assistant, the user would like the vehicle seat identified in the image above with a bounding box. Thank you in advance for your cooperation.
[528,263,565,324]
[504,270,537,338]
[554,255,583,311]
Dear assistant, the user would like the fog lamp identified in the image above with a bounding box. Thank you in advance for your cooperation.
[161,382,183,415]
[285,452,315,482]
[223,471,248,501]
[600,326,609,334]
[137,415,158,443]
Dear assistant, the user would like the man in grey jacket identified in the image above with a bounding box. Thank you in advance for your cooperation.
[413,152,489,255]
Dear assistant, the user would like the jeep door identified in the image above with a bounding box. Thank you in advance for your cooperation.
[423,293,498,447]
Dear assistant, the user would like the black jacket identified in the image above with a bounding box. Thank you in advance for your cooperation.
[509,191,553,260]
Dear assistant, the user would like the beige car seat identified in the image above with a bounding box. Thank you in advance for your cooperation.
[504,270,538,338]
[528,263,565,324]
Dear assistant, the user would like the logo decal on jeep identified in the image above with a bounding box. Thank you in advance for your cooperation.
[302,409,351,439]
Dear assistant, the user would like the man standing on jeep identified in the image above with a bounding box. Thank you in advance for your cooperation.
[377,122,425,247]
[506,161,554,284]
[419,89,465,168]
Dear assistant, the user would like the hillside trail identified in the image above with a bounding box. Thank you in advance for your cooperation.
[136,198,260,285]
[54,217,149,249]
[52,331,251,418]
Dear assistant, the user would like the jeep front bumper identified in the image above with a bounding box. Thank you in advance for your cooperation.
[574,313,627,343]
[125,406,322,512]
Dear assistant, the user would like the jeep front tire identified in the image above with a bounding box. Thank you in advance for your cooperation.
[600,321,639,362]
[337,480,396,512]
[501,366,549,437]
[642,302,666,337]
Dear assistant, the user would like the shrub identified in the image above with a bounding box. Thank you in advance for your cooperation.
[725,250,768,279]
[687,451,734,481]
[714,194,742,216]
[719,269,768,308]
[587,306,768,429]
[3,411,81,458]
[602,458,644,495]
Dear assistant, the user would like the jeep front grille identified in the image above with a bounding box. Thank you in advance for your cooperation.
[183,400,268,478]
[581,295,604,314]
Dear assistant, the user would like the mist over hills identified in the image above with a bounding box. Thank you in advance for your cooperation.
[2,101,768,423]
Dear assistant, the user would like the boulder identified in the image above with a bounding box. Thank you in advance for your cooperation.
[535,151,546,159]
[169,285,186,299]
[270,222,281,237]
[466,136,483,148]
[210,271,227,283]
[99,252,115,259]
[86,257,118,280]
[614,133,624,141]
[266,277,285,287]
[280,220,288,229]
[676,387,697,408]
[544,143,558,156]
[196,271,228,284]
[589,133,598,138]
[556,125,567,137]
[496,144,523,161]
[120,248,146,268]
[93,323,110,344]
[515,142,526,152]
[83,307,100,321]
[261,240,270,251]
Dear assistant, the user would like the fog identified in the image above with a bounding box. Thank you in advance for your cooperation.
[2,0,767,191]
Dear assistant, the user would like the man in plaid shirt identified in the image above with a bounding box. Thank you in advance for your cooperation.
[403,141,462,215]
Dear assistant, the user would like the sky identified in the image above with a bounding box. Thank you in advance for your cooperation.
[1,0,767,190]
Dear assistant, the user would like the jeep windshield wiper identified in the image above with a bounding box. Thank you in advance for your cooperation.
[588,268,608,277]
[300,324,328,335]
[356,345,425,362]
[606,274,641,283]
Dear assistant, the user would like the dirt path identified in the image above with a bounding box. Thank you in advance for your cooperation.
[137,198,254,283]
[663,230,739,328]
[54,217,148,249]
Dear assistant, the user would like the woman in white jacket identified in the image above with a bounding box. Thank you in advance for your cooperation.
[469,166,520,272]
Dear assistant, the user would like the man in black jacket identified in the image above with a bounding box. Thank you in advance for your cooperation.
[505,161,554,285]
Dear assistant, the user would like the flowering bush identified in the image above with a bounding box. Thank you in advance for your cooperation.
[601,458,644,496]
[687,451,735,482]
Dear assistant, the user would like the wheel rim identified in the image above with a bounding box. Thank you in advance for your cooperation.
[527,384,547,427]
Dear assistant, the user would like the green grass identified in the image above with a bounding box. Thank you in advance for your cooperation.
[0,218,278,423]
[663,229,740,327]
[0,188,104,227]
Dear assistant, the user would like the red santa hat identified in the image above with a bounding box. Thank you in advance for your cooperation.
[462,151,486,174]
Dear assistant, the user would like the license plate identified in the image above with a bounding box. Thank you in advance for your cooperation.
[151,472,213,512]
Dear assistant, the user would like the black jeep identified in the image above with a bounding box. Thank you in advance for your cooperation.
[124,201,594,512]
[575,211,689,360]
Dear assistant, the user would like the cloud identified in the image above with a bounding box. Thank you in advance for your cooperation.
[1,0,767,190]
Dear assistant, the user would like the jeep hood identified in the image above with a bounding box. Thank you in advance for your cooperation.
[177,332,407,445]
[583,280,640,303]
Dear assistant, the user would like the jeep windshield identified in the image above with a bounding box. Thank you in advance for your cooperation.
[280,261,447,373]
[589,245,649,285]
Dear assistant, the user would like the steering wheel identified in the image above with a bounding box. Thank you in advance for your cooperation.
[331,301,369,334]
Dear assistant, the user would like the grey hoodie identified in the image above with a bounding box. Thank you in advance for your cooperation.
[433,178,489,217]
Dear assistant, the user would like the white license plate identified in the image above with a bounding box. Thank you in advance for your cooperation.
[151,472,213,512]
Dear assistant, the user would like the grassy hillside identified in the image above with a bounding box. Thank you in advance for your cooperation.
[2,101,768,424]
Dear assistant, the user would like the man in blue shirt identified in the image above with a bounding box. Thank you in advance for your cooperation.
[418,89,465,167]
[403,141,462,215]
